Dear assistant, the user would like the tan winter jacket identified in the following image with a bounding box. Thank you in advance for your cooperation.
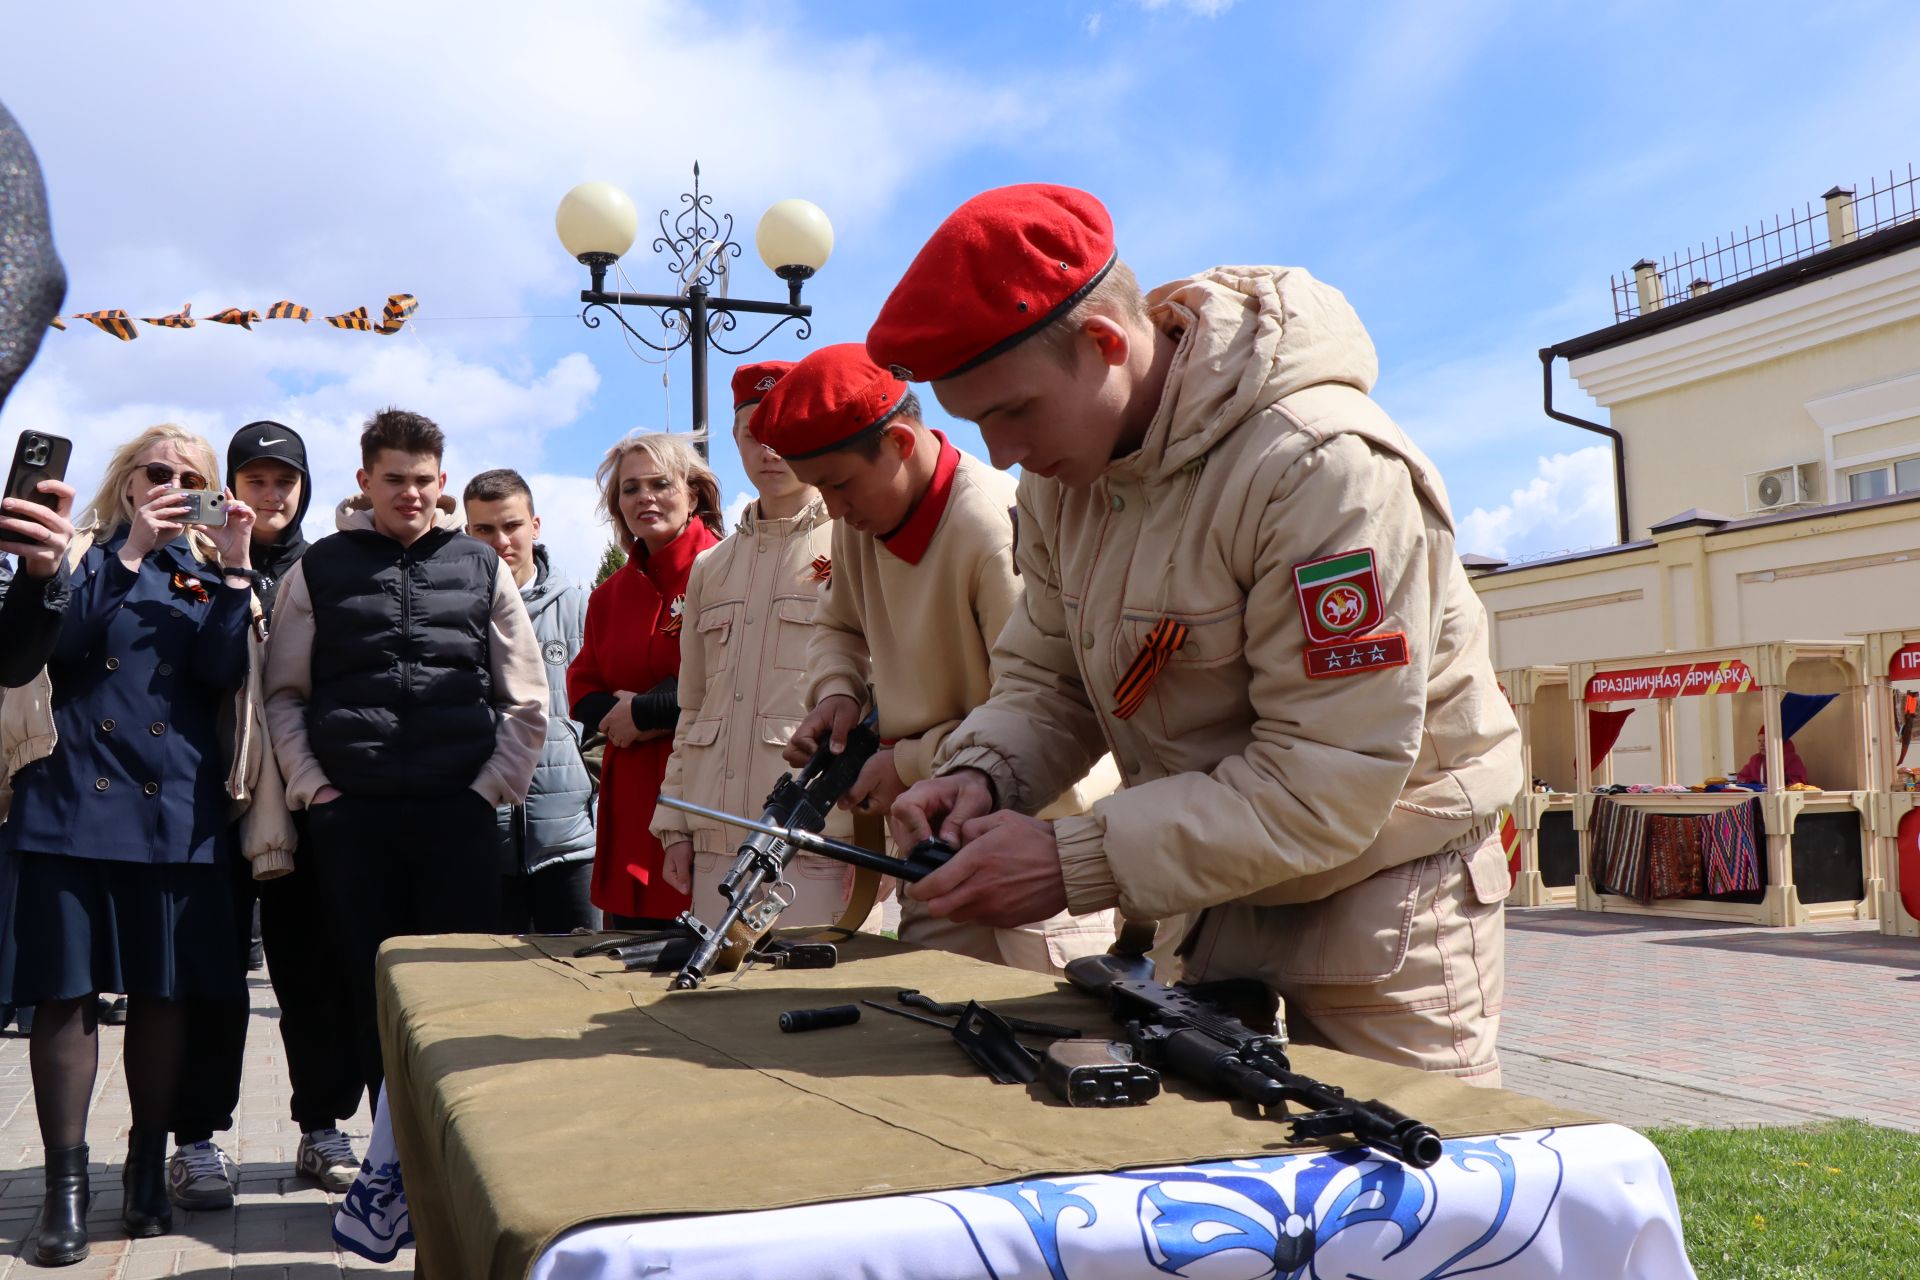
[937,266,1521,926]
[263,495,548,810]
[0,528,296,878]
[649,497,855,858]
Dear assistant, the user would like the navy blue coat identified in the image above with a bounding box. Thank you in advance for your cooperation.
[2,529,251,864]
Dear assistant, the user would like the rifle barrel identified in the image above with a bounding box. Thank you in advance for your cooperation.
[656,796,927,881]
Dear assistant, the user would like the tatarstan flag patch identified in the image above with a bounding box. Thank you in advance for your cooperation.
[1293,548,1384,644]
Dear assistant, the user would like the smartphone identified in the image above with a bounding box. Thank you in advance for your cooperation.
[177,489,230,527]
[5,430,72,508]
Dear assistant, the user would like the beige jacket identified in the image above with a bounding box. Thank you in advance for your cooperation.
[0,529,296,878]
[649,497,854,857]
[937,266,1521,925]
[263,495,548,810]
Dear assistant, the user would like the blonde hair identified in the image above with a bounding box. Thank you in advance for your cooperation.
[81,424,221,562]
[595,431,724,554]
[1026,258,1150,366]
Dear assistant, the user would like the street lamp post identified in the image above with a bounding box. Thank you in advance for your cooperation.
[556,164,834,459]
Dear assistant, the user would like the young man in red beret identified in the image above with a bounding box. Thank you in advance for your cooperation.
[880,184,1522,1084]
[649,361,862,929]
[758,342,1117,973]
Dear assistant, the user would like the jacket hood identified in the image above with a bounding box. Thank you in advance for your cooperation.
[519,544,575,617]
[1133,266,1378,480]
[333,491,462,535]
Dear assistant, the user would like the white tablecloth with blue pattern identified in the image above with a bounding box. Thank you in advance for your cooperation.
[513,1122,1694,1279]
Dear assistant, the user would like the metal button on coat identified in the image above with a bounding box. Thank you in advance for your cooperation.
[733,692,744,701]
[143,782,159,797]
[169,607,183,618]
[1082,631,1095,649]
[150,723,166,736]
[94,778,109,792]
[1111,493,1125,512]
[100,719,116,733]
[1122,757,1140,775]
[104,657,120,671]
[156,663,173,676]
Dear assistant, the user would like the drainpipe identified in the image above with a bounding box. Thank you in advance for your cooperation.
[1539,347,1630,544]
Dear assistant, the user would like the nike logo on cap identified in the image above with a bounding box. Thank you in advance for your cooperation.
[258,436,289,446]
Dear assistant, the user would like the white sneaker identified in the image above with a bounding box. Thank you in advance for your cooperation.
[296,1128,360,1193]
[167,1140,237,1210]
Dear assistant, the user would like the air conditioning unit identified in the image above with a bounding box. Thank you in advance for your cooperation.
[1745,462,1821,513]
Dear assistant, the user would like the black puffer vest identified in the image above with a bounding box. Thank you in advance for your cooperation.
[301,525,498,795]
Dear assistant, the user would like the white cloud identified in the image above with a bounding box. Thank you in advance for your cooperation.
[525,473,616,588]
[1457,447,1617,561]
[724,490,754,531]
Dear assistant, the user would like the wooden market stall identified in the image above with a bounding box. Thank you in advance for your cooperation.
[1862,628,1920,938]
[1498,667,1581,907]
[1567,641,1874,926]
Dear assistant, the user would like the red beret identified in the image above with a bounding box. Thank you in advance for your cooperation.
[866,183,1116,382]
[730,359,796,410]
[751,343,910,460]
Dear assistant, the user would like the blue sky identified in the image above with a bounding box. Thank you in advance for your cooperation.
[4,1,1917,579]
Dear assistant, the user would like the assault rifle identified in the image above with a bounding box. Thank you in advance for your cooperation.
[1065,953,1444,1168]
[654,714,957,990]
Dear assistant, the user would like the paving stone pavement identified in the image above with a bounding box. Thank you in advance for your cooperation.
[1,911,1914,1273]
[0,971,405,1278]
[1499,909,1920,1132]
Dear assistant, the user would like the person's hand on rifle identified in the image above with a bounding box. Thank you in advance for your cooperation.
[906,809,1068,929]
[661,840,693,895]
[841,747,905,815]
[892,769,1068,928]
[785,692,861,766]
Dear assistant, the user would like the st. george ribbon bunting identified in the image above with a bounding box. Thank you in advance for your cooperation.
[50,293,418,340]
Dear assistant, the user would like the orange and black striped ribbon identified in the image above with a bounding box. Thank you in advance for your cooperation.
[326,306,372,331]
[170,571,209,604]
[208,307,260,329]
[266,300,311,322]
[48,316,66,330]
[373,293,418,335]
[1112,617,1188,720]
[76,309,137,340]
[142,303,195,329]
[809,554,832,584]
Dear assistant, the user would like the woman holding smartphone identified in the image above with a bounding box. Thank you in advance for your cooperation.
[0,424,264,1266]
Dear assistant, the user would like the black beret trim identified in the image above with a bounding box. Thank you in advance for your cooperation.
[773,382,913,461]
[932,252,1118,382]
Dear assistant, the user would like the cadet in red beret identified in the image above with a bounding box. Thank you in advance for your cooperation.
[882,183,1522,1085]
[648,355,860,928]
[761,342,1119,974]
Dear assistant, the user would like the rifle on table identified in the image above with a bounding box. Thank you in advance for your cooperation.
[653,713,958,991]
[1065,953,1444,1168]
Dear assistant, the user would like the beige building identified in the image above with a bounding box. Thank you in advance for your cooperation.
[1469,170,1920,788]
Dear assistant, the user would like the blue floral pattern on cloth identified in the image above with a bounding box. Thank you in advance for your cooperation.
[332,1089,414,1264]
[917,1130,1567,1279]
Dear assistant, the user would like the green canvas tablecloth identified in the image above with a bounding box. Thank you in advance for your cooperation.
[374,931,1597,1279]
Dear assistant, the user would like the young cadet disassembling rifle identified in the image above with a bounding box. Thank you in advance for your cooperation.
[881,185,1522,1084]
[754,342,1120,976]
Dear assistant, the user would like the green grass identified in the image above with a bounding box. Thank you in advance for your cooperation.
[1644,1121,1920,1279]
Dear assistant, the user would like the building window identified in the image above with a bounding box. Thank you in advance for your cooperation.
[1846,456,1920,502]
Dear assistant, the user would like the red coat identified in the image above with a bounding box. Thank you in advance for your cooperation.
[569,517,720,920]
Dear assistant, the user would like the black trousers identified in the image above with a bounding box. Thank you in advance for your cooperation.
[174,818,365,1143]
[499,859,598,934]
[310,790,504,1105]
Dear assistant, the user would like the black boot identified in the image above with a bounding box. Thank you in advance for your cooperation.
[122,1128,172,1237]
[33,1142,90,1266]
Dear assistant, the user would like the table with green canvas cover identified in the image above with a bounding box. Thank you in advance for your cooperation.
[365,931,1691,1279]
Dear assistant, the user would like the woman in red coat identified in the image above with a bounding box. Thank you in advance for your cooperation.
[568,433,723,927]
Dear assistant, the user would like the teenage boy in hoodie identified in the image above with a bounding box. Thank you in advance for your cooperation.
[882,186,1522,1084]
[265,408,546,1104]
[169,423,369,1208]
[462,468,598,932]
[758,343,1116,974]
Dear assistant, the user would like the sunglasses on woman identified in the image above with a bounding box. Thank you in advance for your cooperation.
[142,462,210,491]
